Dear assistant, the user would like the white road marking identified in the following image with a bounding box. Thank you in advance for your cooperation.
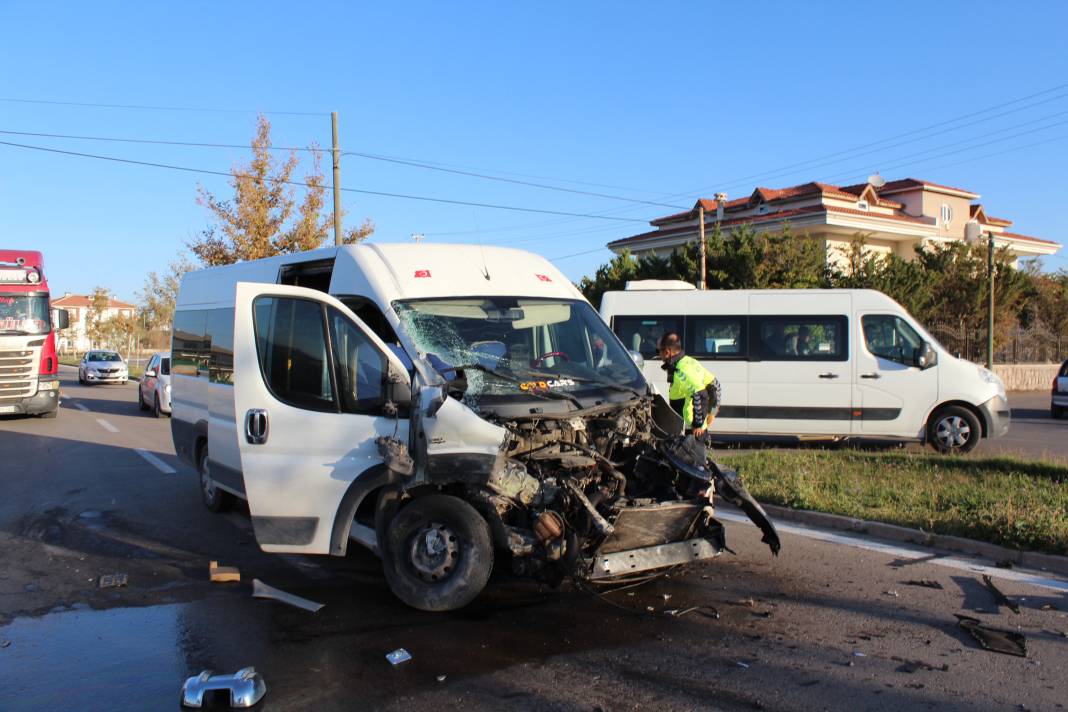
[74,403,89,412]
[95,418,118,433]
[717,510,1068,593]
[134,448,177,474]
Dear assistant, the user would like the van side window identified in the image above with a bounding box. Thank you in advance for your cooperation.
[339,296,400,345]
[253,297,336,413]
[205,308,235,385]
[687,316,746,358]
[862,315,923,365]
[612,316,681,359]
[327,307,386,414]
[173,310,208,377]
[755,316,847,361]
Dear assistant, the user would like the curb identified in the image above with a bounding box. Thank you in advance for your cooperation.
[757,503,1068,579]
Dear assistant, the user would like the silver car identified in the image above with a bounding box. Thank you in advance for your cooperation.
[78,350,128,385]
[1053,359,1068,419]
[138,351,171,417]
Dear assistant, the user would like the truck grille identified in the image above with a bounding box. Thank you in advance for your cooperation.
[0,349,35,398]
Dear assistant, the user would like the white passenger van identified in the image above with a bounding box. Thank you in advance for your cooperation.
[171,245,781,611]
[600,282,1010,454]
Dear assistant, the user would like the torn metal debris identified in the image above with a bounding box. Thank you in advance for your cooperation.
[181,668,266,708]
[955,614,1027,657]
[982,575,1020,614]
[98,573,128,589]
[251,579,324,613]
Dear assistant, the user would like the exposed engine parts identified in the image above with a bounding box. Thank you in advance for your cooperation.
[458,397,780,585]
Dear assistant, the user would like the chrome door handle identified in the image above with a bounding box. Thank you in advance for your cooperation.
[245,409,269,445]
[860,373,881,379]
[818,373,839,379]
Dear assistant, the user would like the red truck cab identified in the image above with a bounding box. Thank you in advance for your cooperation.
[0,250,68,418]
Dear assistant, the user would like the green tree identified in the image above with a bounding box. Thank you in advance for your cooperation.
[189,115,374,266]
[85,287,112,349]
[138,255,195,334]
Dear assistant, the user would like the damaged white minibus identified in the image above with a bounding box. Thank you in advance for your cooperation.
[171,244,778,610]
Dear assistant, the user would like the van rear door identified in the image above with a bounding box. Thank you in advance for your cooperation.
[231,282,411,554]
[747,294,852,435]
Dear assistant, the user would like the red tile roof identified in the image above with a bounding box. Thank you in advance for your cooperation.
[998,231,1060,246]
[51,294,136,309]
[875,177,979,198]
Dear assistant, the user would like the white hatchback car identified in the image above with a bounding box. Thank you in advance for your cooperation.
[138,351,172,418]
[1052,359,1068,419]
[78,350,129,385]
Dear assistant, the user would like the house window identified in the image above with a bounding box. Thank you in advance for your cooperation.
[757,204,769,215]
[856,200,869,211]
[940,203,953,226]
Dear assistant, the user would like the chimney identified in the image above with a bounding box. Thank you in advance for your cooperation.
[714,192,727,221]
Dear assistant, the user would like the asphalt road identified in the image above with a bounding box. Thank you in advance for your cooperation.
[1,368,1066,711]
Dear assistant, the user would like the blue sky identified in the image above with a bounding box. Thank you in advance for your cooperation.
[2,1,1067,302]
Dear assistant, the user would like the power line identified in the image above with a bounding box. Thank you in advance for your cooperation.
[0,139,650,223]
[341,150,688,209]
[549,247,611,261]
[0,128,322,153]
[0,96,326,116]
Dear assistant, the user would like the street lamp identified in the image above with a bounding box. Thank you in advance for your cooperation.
[965,221,995,369]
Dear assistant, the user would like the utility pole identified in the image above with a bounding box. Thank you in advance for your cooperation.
[331,111,342,246]
[987,230,995,370]
[698,204,706,290]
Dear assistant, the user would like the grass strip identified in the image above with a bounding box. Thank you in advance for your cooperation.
[718,449,1068,556]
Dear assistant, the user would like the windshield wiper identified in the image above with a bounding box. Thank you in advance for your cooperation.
[448,363,585,410]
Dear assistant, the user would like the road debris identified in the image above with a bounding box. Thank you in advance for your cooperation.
[891,656,948,673]
[251,579,324,613]
[736,597,756,607]
[98,573,128,589]
[955,615,1027,657]
[735,661,750,669]
[0,639,11,649]
[995,559,1014,569]
[210,560,241,583]
[436,674,446,683]
[387,648,412,665]
[181,667,266,708]
[903,579,943,590]
[852,651,866,658]
[982,575,1020,614]
[664,605,720,619]
[1039,603,1058,611]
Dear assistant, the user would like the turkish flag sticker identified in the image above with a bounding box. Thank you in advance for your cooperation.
[414,269,431,278]
[535,274,552,282]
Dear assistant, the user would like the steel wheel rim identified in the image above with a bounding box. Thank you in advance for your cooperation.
[407,522,459,583]
[936,415,971,448]
[200,456,216,501]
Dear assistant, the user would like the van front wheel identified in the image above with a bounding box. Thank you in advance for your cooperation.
[198,446,233,513]
[928,406,981,454]
[382,494,493,611]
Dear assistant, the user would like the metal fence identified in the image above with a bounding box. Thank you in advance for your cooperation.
[926,322,1067,364]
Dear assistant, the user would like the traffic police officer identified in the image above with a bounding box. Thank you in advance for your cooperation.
[657,332,719,438]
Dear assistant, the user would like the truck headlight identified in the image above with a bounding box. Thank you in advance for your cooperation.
[37,379,60,390]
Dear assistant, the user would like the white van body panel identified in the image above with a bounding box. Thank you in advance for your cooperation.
[600,287,1007,443]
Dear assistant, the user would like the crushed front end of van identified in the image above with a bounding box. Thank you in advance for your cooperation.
[374,296,781,611]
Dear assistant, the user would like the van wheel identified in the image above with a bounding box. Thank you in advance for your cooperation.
[382,494,493,612]
[928,406,981,454]
[198,446,233,513]
[1053,405,1064,419]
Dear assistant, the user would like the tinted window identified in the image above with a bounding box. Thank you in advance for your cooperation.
[862,315,923,366]
[612,316,681,359]
[160,357,171,376]
[172,310,208,377]
[328,307,386,413]
[1060,360,1068,377]
[205,308,234,385]
[338,296,400,344]
[253,297,335,412]
[687,316,746,358]
[754,316,848,361]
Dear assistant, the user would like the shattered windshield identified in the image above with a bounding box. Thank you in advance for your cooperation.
[0,294,50,335]
[394,297,644,403]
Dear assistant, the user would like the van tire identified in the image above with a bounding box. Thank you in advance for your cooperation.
[198,445,233,513]
[927,406,981,454]
[382,494,493,611]
[1052,405,1064,419]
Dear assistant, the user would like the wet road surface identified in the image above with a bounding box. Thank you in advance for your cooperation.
[1,368,1066,711]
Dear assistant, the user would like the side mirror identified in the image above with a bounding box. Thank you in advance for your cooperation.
[628,349,645,370]
[915,342,938,370]
[52,309,70,330]
[386,362,412,409]
[145,369,156,378]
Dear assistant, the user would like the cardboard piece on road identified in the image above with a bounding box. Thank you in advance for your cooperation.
[251,578,323,613]
[210,560,241,583]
